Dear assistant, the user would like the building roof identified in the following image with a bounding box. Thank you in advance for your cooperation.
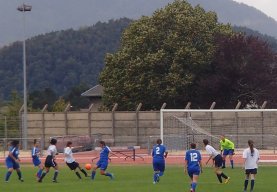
[81,84,104,97]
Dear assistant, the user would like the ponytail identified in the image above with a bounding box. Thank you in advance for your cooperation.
[248,140,254,156]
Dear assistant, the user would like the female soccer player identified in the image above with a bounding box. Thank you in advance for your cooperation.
[152,138,168,184]
[185,143,202,192]
[91,141,114,180]
[243,140,260,192]
[220,135,235,168]
[38,138,59,183]
[5,140,24,182]
[32,139,44,180]
[64,141,88,179]
[203,139,230,184]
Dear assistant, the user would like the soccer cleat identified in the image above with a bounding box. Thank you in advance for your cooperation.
[52,180,58,183]
[110,173,114,180]
[19,178,24,182]
[153,181,156,184]
[224,177,230,184]
[222,166,226,169]
[190,189,195,192]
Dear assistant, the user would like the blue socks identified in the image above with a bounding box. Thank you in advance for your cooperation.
[230,160,234,168]
[191,182,197,191]
[105,172,112,179]
[91,171,96,180]
[37,169,43,178]
[5,171,12,182]
[159,172,164,177]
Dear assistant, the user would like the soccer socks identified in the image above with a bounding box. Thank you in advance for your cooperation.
[38,172,47,182]
[230,160,234,168]
[250,180,255,191]
[81,169,88,177]
[159,172,164,177]
[37,169,43,178]
[191,182,197,191]
[75,171,81,179]
[216,174,223,183]
[221,173,228,180]
[105,172,113,179]
[91,171,96,180]
[244,179,249,190]
[153,173,159,182]
[17,170,23,181]
[5,171,12,182]
[53,170,59,181]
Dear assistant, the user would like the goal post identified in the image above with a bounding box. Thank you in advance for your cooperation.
[160,109,277,151]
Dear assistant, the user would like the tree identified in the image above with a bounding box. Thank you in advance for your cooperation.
[64,84,90,110]
[100,0,233,110]
[29,88,57,110]
[52,97,68,112]
[195,34,277,108]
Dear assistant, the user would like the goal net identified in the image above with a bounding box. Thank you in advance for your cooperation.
[160,109,277,151]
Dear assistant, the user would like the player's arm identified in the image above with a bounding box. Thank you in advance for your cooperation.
[184,159,188,173]
[164,151,168,158]
[8,150,19,162]
[199,160,203,173]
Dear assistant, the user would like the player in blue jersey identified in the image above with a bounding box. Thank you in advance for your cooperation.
[5,140,24,182]
[185,143,202,192]
[91,141,114,180]
[32,139,44,180]
[152,139,168,184]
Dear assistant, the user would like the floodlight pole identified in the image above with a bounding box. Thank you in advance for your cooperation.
[17,4,32,149]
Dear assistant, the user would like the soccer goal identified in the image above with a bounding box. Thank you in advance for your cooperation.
[160,109,277,151]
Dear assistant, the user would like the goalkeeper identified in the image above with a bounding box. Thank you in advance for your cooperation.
[220,135,235,169]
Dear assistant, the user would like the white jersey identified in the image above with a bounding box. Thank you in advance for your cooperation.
[47,145,57,157]
[243,147,260,169]
[64,147,75,163]
[205,145,220,158]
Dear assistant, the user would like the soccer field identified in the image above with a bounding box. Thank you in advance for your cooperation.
[0,165,276,192]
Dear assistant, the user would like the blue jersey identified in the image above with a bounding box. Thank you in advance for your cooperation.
[32,147,40,160]
[185,149,201,169]
[99,146,111,162]
[6,146,19,161]
[152,144,167,160]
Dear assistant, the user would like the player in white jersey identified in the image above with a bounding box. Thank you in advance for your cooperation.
[242,140,260,192]
[38,138,59,183]
[64,141,88,179]
[203,139,230,184]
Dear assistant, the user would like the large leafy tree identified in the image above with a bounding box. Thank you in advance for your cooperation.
[100,0,232,110]
[196,34,277,108]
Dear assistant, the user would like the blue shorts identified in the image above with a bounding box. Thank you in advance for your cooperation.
[214,155,223,168]
[97,161,108,170]
[6,159,20,169]
[33,158,41,167]
[188,167,200,178]
[223,149,234,156]
[153,159,165,172]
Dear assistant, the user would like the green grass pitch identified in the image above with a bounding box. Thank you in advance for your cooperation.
[0,165,276,192]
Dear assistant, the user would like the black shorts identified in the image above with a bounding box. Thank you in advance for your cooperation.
[245,168,257,175]
[45,155,57,168]
[66,161,79,170]
[214,155,223,168]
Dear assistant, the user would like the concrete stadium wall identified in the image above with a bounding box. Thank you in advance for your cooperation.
[26,111,277,149]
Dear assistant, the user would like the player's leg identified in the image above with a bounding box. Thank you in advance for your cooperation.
[244,171,250,192]
[152,161,160,183]
[38,167,49,182]
[15,167,24,182]
[222,150,227,168]
[250,169,257,192]
[158,160,165,177]
[5,168,13,182]
[215,156,229,184]
[229,150,234,169]
[91,163,99,180]
[187,170,193,191]
[191,174,199,192]
[52,164,59,182]
[77,162,88,177]
[100,163,113,179]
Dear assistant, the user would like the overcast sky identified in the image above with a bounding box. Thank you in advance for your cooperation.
[233,0,277,21]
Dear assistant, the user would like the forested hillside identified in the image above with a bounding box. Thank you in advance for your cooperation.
[0,18,132,99]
